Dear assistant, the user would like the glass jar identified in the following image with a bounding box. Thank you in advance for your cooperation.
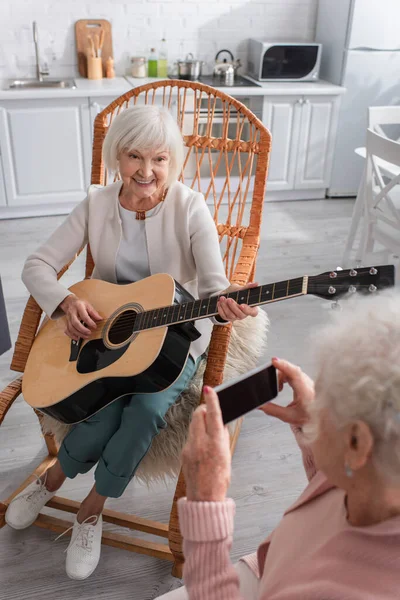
[131,56,146,78]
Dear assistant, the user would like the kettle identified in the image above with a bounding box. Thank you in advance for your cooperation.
[213,49,241,85]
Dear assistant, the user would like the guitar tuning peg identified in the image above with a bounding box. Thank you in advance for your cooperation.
[331,300,342,311]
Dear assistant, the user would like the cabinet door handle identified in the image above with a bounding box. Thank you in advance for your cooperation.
[296,98,304,105]
[304,99,310,104]
[90,102,100,110]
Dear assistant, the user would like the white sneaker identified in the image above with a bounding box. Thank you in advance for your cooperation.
[5,475,56,530]
[60,514,103,580]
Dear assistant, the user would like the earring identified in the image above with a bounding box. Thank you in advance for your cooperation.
[345,463,353,478]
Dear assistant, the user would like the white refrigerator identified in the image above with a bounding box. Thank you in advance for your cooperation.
[316,0,400,197]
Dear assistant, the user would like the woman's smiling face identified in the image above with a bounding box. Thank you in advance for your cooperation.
[118,147,170,199]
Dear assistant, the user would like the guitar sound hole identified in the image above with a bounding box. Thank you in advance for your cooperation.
[109,310,137,345]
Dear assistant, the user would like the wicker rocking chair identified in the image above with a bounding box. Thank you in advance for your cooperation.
[0,80,271,577]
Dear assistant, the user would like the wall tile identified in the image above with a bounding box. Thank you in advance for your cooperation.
[0,0,317,79]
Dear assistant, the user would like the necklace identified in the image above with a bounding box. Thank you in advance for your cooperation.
[135,188,168,220]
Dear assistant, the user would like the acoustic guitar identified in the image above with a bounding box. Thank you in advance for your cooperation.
[22,265,395,424]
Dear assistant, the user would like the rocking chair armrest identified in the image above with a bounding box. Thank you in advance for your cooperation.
[230,230,259,287]
[203,323,233,390]
[0,376,23,426]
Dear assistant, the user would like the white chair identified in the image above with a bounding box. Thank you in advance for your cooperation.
[343,106,400,266]
[367,106,400,142]
[349,129,400,267]
[355,106,400,176]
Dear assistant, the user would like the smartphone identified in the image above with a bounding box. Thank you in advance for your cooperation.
[214,362,279,424]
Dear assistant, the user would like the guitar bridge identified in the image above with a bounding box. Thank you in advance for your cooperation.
[69,338,83,362]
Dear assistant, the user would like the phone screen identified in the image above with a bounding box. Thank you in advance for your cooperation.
[215,363,278,424]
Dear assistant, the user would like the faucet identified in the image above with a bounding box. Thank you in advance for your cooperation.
[32,21,49,81]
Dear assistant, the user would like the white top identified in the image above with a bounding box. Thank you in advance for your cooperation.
[116,202,162,284]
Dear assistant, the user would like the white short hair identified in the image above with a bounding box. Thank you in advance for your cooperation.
[103,105,184,186]
[311,290,400,483]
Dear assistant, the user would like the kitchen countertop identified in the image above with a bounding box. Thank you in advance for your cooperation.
[0,76,346,100]
[125,76,346,97]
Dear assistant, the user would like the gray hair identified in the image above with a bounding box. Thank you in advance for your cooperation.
[103,105,185,186]
[311,290,400,483]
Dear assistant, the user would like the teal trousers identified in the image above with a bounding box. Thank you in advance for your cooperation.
[58,356,198,497]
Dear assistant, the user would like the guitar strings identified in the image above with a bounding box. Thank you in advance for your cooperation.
[84,268,390,329]
[98,281,388,333]
[87,282,388,338]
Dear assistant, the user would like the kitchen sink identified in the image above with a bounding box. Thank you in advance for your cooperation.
[8,78,77,89]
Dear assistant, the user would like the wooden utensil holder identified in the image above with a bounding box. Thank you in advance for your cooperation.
[87,57,103,80]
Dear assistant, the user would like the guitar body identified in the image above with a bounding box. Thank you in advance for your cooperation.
[22,274,199,424]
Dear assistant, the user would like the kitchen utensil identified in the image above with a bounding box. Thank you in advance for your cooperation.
[213,49,241,84]
[98,29,104,57]
[94,33,100,58]
[177,53,204,81]
[75,19,113,78]
[87,35,95,58]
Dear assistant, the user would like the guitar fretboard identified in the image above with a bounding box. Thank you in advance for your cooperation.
[133,277,306,332]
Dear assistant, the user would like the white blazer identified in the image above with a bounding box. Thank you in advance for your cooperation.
[22,180,230,360]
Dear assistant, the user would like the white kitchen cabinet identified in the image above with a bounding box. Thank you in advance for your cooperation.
[262,93,341,200]
[88,96,117,135]
[0,98,92,207]
[87,97,116,183]
[295,96,339,190]
[262,96,302,191]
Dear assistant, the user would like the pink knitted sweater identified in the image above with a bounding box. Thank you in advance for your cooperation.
[178,428,400,599]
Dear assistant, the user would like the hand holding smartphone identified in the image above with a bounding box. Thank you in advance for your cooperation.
[214,362,279,424]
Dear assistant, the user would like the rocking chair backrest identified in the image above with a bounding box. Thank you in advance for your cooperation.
[11,80,271,373]
[87,80,271,281]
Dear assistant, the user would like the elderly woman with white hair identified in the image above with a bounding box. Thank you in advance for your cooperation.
[160,292,400,600]
[5,105,257,580]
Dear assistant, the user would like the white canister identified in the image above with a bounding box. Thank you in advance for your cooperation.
[131,56,147,78]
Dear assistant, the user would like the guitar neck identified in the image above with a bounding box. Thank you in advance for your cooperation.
[134,276,308,332]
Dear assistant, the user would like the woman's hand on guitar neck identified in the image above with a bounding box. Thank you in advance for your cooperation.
[217,282,259,322]
[59,294,102,341]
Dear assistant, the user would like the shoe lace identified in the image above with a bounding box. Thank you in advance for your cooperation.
[55,515,99,553]
[12,474,48,503]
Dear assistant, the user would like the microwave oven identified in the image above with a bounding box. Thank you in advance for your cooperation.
[247,40,322,82]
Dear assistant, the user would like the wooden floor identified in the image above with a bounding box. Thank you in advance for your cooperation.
[0,198,355,599]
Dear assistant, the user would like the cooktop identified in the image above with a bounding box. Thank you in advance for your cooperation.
[170,75,261,88]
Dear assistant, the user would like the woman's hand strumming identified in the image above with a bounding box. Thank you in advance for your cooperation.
[59,295,102,341]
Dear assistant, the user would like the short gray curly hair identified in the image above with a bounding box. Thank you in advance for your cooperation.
[312,290,400,483]
[102,105,185,186]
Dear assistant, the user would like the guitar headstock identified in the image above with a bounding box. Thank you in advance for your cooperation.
[307,265,395,300]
